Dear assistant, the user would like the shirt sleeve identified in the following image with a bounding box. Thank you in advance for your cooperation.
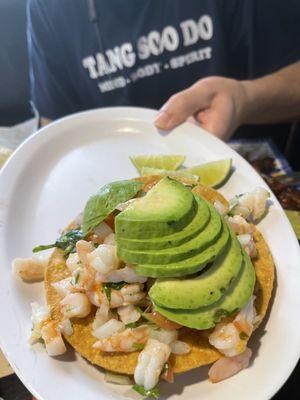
[27,0,78,119]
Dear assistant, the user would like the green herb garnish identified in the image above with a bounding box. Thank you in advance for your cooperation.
[126,322,139,328]
[239,331,248,340]
[32,228,84,258]
[71,271,80,286]
[132,384,160,399]
[104,286,112,302]
[213,308,229,323]
[133,342,145,350]
[103,281,126,302]
[104,282,126,290]
[162,362,169,374]
[82,180,143,235]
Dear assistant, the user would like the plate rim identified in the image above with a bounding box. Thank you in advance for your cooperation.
[0,106,299,400]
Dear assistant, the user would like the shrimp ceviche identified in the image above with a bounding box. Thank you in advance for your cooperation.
[13,161,274,398]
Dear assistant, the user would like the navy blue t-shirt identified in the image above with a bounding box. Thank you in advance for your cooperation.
[27,0,300,120]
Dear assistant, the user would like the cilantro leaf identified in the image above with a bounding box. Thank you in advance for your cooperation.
[132,342,145,350]
[133,384,160,399]
[33,229,84,258]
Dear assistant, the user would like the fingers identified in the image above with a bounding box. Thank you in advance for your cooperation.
[155,83,212,131]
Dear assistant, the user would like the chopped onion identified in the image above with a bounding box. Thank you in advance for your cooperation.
[93,222,113,239]
[237,234,252,246]
[104,371,132,385]
[214,200,229,216]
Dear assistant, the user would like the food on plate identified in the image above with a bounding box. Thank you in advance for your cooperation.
[0,146,13,167]
[130,154,186,174]
[130,155,232,188]
[13,161,274,398]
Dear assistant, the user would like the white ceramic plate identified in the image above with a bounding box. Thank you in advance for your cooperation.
[0,107,299,400]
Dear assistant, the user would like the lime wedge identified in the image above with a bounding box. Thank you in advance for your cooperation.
[0,146,13,167]
[140,167,199,185]
[285,210,300,240]
[130,155,186,174]
[185,159,232,187]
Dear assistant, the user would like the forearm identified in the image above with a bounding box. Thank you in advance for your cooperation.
[240,61,300,125]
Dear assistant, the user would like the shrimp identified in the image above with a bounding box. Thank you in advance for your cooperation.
[237,234,257,258]
[230,187,269,221]
[227,215,257,257]
[109,289,124,308]
[120,283,145,305]
[58,319,73,336]
[117,304,141,325]
[93,318,125,339]
[76,240,94,267]
[170,340,190,355]
[134,338,171,390]
[208,347,252,383]
[51,277,73,297]
[66,253,82,273]
[209,296,257,357]
[96,265,147,284]
[29,302,51,344]
[86,282,104,307]
[60,292,91,319]
[87,244,119,274]
[148,326,178,345]
[92,293,111,330]
[227,215,252,235]
[108,284,145,308]
[40,320,66,356]
[93,325,149,352]
[12,257,48,282]
[70,266,94,291]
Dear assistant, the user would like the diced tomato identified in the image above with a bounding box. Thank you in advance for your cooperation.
[144,311,182,330]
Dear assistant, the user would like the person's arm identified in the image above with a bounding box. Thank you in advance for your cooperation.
[241,62,300,125]
[155,62,300,140]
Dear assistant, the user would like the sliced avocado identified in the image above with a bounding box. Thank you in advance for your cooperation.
[134,220,230,277]
[118,202,222,264]
[115,177,196,239]
[149,228,243,309]
[116,195,210,250]
[153,251,256,329]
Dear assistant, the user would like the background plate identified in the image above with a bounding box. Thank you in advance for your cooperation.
[0,107,299,400]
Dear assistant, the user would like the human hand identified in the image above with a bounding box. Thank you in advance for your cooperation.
[155,77,247,141]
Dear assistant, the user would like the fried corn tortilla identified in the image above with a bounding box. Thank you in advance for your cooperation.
[45,178,274,375]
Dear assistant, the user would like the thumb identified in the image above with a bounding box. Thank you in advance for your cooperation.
[154,84,212,131]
